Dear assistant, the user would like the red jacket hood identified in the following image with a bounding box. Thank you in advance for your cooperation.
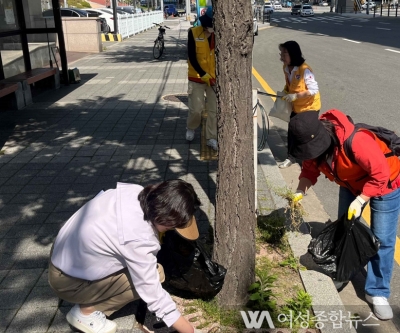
[320,109,356,145]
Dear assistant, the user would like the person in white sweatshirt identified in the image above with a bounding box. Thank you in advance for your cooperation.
[48,179,202,333]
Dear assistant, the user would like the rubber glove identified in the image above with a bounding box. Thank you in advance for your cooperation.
[293,190,305,203]
[201,73,213,86]
[283,93,297,103]
[347,195,366,220]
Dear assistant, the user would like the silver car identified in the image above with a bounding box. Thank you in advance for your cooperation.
[300,4,314,16]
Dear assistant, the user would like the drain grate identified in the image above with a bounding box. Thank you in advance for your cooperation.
[162,94,188,103]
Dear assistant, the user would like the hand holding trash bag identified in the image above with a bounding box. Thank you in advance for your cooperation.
[308,214,380,282]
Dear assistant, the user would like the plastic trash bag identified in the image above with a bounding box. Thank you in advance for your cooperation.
[268,92,292,123]
[308,215,380,282]
[157,230,226,299]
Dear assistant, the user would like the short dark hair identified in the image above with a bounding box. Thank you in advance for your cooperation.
[279,41,305,67]
[138,179,201,229]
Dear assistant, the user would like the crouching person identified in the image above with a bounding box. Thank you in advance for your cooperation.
[49,180,201,333]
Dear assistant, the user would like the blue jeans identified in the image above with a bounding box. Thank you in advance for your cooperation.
[338,186,400,298]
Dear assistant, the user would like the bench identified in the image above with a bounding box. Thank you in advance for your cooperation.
[1,68,60,106]
[0,82,25,110]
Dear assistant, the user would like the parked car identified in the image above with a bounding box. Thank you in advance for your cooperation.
[300,4,314,16]
[164,5,178,17]
[85,9,113,32]
[319,1,329,5]
[42,8,108,32]
[273,2,283,9]
[264,4,275,13]
[361,1,376,9]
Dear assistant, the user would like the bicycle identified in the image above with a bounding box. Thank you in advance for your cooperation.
[152,23,170,59]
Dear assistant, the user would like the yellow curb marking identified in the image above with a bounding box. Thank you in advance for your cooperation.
[252,65,400,266]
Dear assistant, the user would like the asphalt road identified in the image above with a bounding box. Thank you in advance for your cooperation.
[252,12,400,311]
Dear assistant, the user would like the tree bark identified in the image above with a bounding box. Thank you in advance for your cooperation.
[212,0,256,307]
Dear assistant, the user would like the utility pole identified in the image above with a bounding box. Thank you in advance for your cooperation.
[186,0,191,20]
[64,0,67,8]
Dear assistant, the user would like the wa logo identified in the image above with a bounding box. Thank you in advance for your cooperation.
[240,311,275,329]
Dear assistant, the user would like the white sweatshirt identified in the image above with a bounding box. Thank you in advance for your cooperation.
[51,182,180,327]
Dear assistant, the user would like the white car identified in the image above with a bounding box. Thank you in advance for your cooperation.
[319,1,329,5]
[273,2,283,9]
[300,4,314,16]
[361,2,376,9]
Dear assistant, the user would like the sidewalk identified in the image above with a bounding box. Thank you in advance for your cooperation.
[0,18,216,332]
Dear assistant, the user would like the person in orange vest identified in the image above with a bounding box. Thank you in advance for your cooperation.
[278,41,321,168]
[186,6,217,151]
[291,109,400,321]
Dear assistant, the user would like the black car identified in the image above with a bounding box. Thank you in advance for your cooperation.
[291,4,302,14]
[42,8,108,32]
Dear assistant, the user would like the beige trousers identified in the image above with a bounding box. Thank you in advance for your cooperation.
[187,80,217,140]
[48,261,165,316]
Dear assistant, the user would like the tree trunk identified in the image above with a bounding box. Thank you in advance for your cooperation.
[212,0,256,307]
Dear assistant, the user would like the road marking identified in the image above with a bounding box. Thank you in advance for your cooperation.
[376,27,391,30]
[379,21,390,24]
[343,38,361,43]
[351,24,363,27]
[252,67,277,101]
[317,33,327,36]
[362,204,400,266]
[385,48,400,53]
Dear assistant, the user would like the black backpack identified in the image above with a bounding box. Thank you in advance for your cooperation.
[344,116,400,164]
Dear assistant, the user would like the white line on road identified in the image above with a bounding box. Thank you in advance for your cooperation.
[385,49,400,54]
[343,38,361,43]
[351,25,363,27]
[316,33,327,36]
[376,27,391,30]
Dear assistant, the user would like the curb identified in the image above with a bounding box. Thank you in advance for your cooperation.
[101,33,122,42]
[257,126,356,333]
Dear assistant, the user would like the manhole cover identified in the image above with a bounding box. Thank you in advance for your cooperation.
[162,94,188,103]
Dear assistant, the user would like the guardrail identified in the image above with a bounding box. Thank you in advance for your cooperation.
[117,11,164,39]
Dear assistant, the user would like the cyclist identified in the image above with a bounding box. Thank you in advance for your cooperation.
[186,7,218,151]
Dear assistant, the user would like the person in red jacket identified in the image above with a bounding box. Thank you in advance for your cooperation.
[290,109,400,321]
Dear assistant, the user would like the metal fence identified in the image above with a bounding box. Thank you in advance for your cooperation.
[117,11,164,39]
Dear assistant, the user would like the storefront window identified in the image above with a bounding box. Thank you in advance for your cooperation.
[23,0,55,29]
[0,0,19,32]
[0,35,24,78]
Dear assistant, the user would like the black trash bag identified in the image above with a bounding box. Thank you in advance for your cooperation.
[157,230,227,299]
[308,214,380,282]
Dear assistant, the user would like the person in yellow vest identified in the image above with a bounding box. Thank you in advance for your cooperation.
[186,7,218,151]
[278,41,321,168]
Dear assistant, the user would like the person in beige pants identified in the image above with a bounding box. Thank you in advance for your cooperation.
[48,180,202,333]
[186,6,218,151]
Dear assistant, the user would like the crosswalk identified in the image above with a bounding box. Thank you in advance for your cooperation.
[271,14,370,24]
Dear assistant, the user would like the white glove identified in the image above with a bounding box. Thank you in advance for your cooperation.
[283,93,297,103]
[347,195,366,220]
[293,190,305,203]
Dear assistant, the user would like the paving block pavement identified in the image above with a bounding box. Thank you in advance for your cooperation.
[0,19,217,332]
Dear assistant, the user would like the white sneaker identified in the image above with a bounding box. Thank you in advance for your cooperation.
[207,139,218,151]
[186,129,195,141]
[365,294,393,320]
[66,304,117,333]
